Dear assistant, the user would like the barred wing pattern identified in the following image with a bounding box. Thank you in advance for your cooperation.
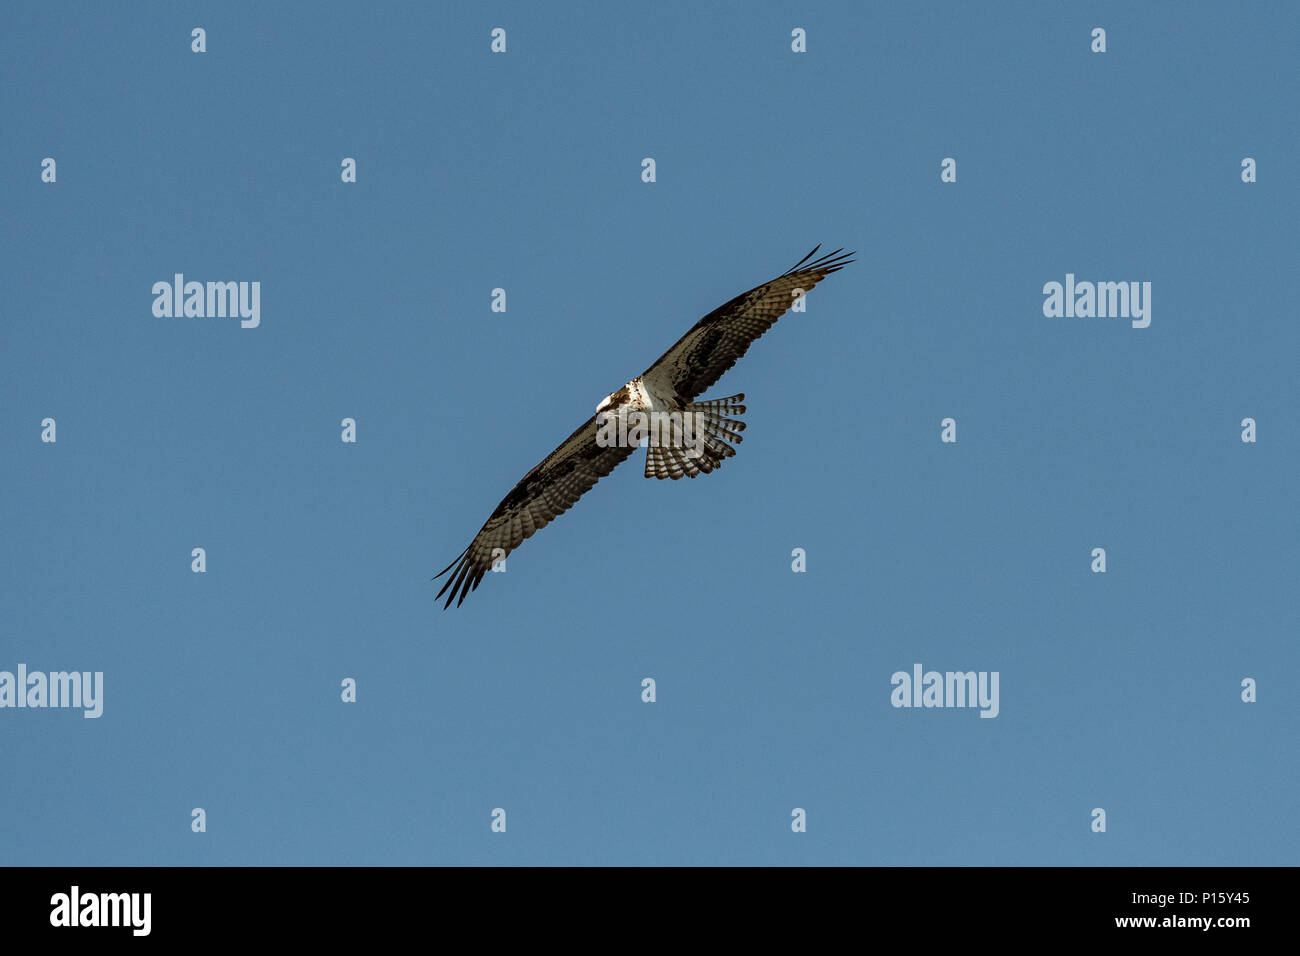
[434,416,636,608]
[641,245,854,402]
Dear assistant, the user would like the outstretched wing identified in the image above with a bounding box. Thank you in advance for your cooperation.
[642,245,854,401]
[434,416,636,608]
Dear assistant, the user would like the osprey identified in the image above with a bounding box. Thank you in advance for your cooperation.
[435,245,853,608]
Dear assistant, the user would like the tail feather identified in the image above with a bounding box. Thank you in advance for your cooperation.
[643,393,747,480]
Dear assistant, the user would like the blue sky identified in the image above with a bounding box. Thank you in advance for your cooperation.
[2,1,1296,865]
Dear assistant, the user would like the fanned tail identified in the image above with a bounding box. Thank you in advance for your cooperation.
[643,393,746,480]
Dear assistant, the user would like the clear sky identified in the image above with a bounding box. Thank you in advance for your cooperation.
[2,1,1296,866]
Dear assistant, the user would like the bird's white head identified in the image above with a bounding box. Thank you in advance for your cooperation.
[596,384,631,414]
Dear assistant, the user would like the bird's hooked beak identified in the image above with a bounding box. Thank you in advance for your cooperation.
[597,384,631,414]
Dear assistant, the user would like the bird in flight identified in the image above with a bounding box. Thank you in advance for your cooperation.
[435,245,854,608]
